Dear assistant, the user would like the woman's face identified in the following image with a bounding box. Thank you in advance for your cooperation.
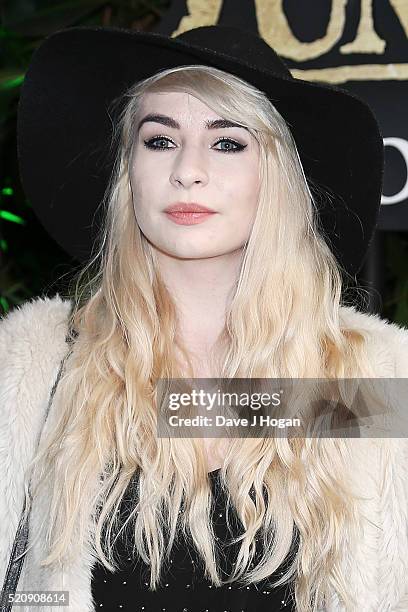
[129,91,260,259]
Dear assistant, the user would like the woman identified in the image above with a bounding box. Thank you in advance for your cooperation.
[1,24,408,612]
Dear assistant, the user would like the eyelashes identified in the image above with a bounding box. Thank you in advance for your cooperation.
[143,135,247,154]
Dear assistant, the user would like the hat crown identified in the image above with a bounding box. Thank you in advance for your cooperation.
[174,25,293,80]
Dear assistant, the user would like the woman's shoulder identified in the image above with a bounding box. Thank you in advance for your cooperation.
[339,303,408,377]
[0,294,73,398]
[0,292,72,334]
[0,292,72,343]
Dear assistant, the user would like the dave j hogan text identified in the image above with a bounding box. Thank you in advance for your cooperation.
[168,414,301,428]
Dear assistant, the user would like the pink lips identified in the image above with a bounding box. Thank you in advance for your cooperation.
[164,202,216,213]
[163,202,217,225]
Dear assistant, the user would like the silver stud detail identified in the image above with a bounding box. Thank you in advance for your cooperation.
[122,581,127,584]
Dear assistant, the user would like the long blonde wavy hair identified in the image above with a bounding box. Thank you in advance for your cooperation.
[21,64,377,611]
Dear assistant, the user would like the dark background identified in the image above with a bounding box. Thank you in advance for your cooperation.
[0,0,407,325]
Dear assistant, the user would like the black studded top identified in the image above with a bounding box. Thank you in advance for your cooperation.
[91,468,298,612]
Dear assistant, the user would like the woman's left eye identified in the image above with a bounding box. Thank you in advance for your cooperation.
[213,138,247,153]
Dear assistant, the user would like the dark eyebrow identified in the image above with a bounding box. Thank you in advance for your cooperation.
[136,113,249,133]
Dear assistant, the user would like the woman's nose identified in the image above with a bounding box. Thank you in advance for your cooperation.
[169,144,209,189]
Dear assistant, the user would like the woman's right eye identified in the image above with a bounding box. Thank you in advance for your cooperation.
[143,136,175,151]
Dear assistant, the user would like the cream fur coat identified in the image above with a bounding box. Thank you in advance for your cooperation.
[1,294,408,611]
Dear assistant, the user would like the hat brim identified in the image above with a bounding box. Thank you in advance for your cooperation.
[16,25,384,275]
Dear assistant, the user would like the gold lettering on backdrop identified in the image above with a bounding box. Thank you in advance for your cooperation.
[255,0,386,59]
[171,0,223,36]
[340,0,386,53]
[171,0,408,81]
[255,0,347,61]
[291,63,408,84]
[389,0,408,37]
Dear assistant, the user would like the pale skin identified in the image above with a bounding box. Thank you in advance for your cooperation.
[129,91,261,471]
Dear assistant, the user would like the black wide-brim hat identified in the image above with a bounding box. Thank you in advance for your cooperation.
[16,24,384,276]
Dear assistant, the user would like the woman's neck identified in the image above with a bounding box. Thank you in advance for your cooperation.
[156,248,242,346]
